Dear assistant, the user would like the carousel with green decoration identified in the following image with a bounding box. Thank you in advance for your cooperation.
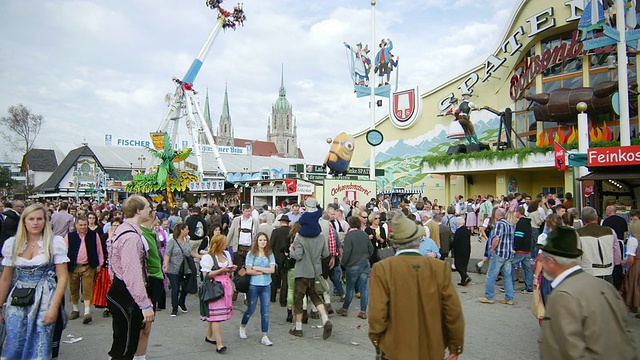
[126,131,200,207]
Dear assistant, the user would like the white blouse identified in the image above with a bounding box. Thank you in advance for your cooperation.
[200,250,231,272]
[1,236,70,267]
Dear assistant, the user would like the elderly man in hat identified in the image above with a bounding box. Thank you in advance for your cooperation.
[538,226,636,359]
[368,210,464,360]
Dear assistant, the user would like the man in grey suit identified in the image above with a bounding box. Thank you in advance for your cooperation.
[538,226,636,360]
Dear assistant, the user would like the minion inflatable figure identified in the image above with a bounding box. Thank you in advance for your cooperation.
[323,132,355,176]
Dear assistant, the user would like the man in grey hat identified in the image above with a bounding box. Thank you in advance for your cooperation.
[538,226,636,359]
[369,210,464,360]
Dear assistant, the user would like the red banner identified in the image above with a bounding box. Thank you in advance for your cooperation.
[285,179,297,194]
[587,145,640,167]
[554,141,566,171]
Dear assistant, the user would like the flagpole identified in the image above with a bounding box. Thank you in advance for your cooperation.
[616,0,631,146]
[369,0,376,181]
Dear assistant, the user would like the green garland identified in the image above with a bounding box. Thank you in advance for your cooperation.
[421,138,640,168]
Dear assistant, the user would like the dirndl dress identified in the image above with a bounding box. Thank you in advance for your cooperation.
[91,267,111,308]
[2,263,57,360]
[200,273,233,322]
[620,245,640,308]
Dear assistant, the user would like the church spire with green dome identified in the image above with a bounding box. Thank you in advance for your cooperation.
[274,64,290,111]
[267,64,299,158]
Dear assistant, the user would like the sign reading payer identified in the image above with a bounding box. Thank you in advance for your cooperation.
[587,145,640,167]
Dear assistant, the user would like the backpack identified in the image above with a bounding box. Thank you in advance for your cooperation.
[195,220,205,238]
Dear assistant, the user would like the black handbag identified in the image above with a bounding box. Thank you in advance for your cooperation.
[10,241,50,307]
[199,280,224,302]
[11,287,35,307]
[199,254,224,302]
[233,256,254,293]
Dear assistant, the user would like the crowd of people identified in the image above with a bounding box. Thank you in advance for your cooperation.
[0,189,637,359]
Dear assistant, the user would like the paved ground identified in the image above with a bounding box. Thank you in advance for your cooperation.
[59,235,640,359]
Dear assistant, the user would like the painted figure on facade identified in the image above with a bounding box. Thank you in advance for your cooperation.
[375,38,393,86]
[344,42,372,87]
[323,132,355,176]
[444,92,480,144]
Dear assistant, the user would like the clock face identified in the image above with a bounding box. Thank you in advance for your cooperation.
[366,130,384,146]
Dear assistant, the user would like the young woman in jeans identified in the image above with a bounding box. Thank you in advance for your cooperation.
[163,223,197,316]
[239,232,276,346]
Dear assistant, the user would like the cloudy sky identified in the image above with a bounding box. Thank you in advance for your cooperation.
[0,0,519,165]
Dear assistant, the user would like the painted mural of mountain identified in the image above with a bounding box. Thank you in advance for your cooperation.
[365,114,502,189]
[371,114,501,163]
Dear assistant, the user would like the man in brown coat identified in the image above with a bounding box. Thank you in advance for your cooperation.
[369,210,464,360]
[538,226,637,359]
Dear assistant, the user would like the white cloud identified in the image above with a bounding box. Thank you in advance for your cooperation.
[0,0,519,166]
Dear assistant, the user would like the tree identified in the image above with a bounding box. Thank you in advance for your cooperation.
[0,167,15,196]
[0,104,44,196]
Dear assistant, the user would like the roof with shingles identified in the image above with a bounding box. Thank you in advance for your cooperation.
[39,145,103,192]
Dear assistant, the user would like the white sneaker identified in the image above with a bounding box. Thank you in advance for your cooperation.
[261,335,273,346]
[239,326,247,339]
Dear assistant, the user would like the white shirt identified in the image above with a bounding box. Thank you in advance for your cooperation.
[626,236,638,257]
[238,217,254,246]
[550,265,582,289]
[396,249,421,256]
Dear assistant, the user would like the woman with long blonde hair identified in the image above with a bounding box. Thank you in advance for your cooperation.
[0,203,69,359]
[200,234,236,353]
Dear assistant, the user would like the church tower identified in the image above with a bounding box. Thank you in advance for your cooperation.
[199,89,213,145]
[267,65,298,158]
[217,84,234,147]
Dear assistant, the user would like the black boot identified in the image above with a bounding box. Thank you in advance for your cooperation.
[301,310,309,324]
[286,309,293,323]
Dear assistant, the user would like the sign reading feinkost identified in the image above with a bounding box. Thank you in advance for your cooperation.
[587,145,640,167]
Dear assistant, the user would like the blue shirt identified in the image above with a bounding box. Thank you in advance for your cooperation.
[418,236,442,258]
[489,218,515,259]
[245,252,276,286]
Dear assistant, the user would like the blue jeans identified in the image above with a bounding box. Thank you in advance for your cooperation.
[511,252,533,291]
[166,273,188,312]
[530,228,540,260]
[329,265,344,296]
[242,284,271,333]
[484,255,514,301]
[343,262,370,312]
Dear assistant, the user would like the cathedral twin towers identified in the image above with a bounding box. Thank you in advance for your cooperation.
[203,67,300,159]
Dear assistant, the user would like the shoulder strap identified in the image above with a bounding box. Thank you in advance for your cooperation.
[112,229,136,243]
[209,253,219,270]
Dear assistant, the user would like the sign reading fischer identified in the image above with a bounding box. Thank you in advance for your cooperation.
[587,145,640,167]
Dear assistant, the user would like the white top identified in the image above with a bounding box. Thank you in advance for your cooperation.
[200,250,231,272]
[1,236,70,267]
[627,236,638,257]
[238,217,254,246]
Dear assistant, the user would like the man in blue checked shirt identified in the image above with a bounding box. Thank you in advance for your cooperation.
[478,208,516,305]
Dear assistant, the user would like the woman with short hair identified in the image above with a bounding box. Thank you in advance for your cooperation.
[338,216,374,319]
